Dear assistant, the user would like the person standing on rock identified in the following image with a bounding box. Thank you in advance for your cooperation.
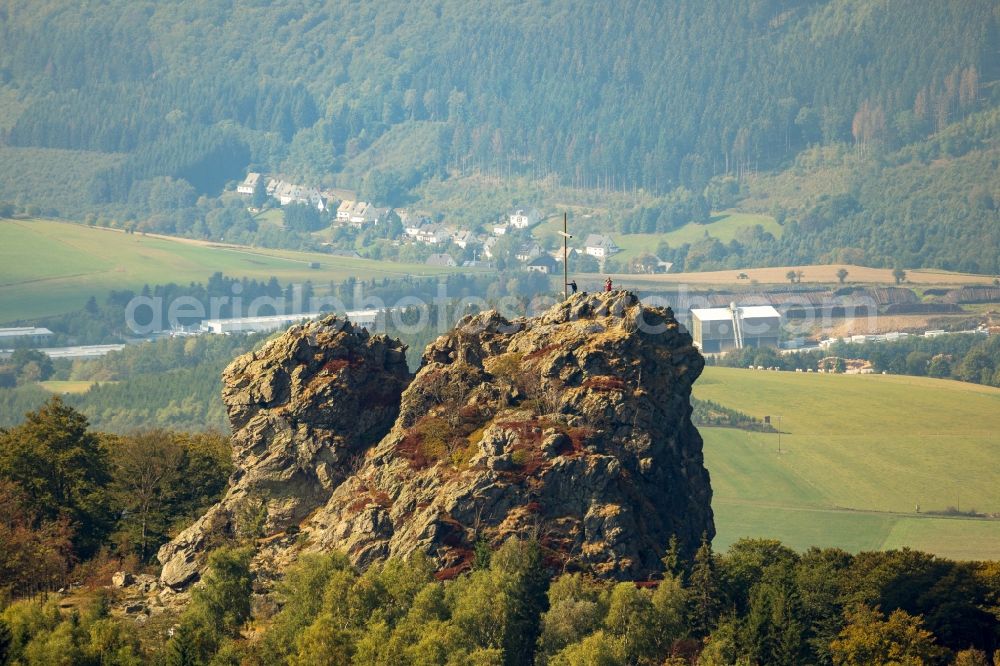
[605,277,613,292]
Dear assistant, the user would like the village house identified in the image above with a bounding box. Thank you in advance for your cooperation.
[398,210,431,237]
[336,200,384,226]
[451,229,476,249]
[526,254,559,274]
[508,208,541,229]
[268,178,325,211]
[415,224,450,245]
[402,220,430,239]
[492,222,509,236]
[583,233,620,258]
[426,253,457,267]
[515,242,543,263]
[369,207,391,226]
[237,172,261,195]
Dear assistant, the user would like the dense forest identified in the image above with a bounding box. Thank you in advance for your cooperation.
[0,0,997,271]
[2,402,999,665]
[5,326,996,661]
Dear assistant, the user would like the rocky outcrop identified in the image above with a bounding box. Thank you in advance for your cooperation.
[159,291,713,588]
[157,316,410,588]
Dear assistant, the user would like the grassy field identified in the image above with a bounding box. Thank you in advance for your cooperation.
[38,380,103,394]
[0,218,475,322]
[612,211,783,261]
[611,263,995,287]
[254,208,285,228]
[696,367,1000,559]
[533,210,782,261]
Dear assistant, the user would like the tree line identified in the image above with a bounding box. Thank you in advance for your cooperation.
[3,534,999,664]
[0,398,232,598]
[713,332,1000,388]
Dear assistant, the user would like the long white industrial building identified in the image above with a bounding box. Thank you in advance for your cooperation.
[198,310,380,334]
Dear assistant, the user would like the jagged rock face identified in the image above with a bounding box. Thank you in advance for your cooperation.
[159,291,714,588]
[305,290,713,580]
[157,316,410,589]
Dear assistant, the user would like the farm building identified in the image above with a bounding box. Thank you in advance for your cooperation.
[690,304,781,353]
[0,326,54,346]
[237,172,261,195]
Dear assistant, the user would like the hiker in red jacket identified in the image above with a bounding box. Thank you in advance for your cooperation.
[604,277,613,292]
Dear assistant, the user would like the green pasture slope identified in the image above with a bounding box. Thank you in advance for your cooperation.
[0,218,472,322]
[696,366,1000,560]
[612,211,782,261]
[533,210,782,262]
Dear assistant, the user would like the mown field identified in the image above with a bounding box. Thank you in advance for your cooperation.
[696,366,1000,560]
[533,210,783,262]
[611,211,783,261]
[38,380,103,394]
[0,218,472,322]
[613,263,996,287]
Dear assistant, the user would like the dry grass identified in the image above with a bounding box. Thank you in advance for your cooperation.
[608,264,996,287]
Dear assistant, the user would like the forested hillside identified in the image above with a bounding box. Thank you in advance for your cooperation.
[0,0,997,269]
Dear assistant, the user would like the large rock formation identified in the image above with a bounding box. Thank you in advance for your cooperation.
[158,316,410,588]
[159,291,713,588]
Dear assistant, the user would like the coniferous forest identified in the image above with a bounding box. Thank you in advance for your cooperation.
[0,0,998,271]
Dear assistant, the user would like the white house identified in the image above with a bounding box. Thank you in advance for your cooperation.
[270,179,325,211]
[526,254,559,274]
[237,172,261,195]
[336,200,354,221]
[415,224,450,245]
[508,208,541,230]
[583,234,620,259]
[348,202,371,224]
[492,223,509,236]
[336,201,380,225]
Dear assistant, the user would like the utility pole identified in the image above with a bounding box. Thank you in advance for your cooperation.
[558,212,572,299]
[776,415,782,453]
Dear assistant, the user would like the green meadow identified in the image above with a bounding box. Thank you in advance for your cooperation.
[0,218,471,322]
[38,380,109,394]
[697,366,1000,559]
[533,210,782,262]
[612,211,782,260]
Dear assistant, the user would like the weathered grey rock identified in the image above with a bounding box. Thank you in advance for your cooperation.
[157,316,410,589]
[305,290,713,580]
[159,291,713,588]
